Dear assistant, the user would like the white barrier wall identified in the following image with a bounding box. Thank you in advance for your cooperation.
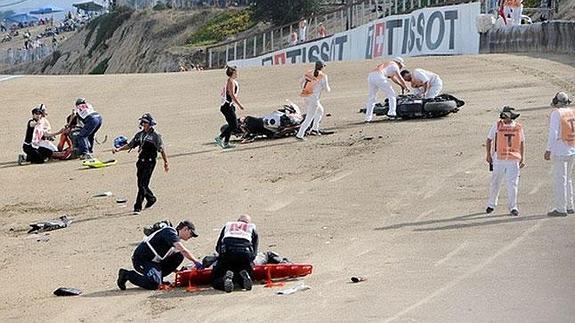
[229,2,480,68]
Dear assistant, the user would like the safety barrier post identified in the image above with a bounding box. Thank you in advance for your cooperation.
[233,41,237,61]
[243,38,247,59]
[262,32,266,54]
[225,44,229,64]
[208,48,212,68]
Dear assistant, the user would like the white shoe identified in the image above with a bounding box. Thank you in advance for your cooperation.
[17,154,26,165]
[296,136,306,141]
[80,153,93,160]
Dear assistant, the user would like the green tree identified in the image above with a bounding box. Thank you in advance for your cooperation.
[253,0,323,25]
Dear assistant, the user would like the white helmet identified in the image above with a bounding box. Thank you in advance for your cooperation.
[392,57,405,68]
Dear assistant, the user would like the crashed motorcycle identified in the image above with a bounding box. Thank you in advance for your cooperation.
[221,102,332,143]
[358,94,465,119]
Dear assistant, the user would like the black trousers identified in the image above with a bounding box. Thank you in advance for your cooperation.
[219,103,238,143]
[23,144,53,164]
[134,159,156,211]
[127,253,183,290]
[212,250,253,291]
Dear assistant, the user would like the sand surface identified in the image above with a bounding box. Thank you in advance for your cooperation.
[1,54,574,322]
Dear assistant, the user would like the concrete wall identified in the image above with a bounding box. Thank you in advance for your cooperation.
[480,21,575,54]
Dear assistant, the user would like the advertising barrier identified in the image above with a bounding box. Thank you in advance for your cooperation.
[229,2,481,68]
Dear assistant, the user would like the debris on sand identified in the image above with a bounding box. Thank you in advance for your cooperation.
[53,287,82,296]
[28,215,71,234]
[93,191,113,198]
[276,283,310,295]
[351,276,366,283]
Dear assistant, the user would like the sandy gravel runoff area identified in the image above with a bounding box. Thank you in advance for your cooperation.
[1,54,574,322]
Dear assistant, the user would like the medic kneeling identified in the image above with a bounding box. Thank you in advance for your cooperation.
[485,106,525,216]
[212,214,259,293]
[117,220,203,290]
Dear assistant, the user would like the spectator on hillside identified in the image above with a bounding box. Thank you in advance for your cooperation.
[290,31,298,46]
[317,22,327,38]
[1,22,6,32]
[298,19,307,43]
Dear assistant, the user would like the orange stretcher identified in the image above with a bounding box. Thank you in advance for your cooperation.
[175,264,313,287]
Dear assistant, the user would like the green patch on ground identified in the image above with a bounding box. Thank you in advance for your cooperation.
[186,9,254,47]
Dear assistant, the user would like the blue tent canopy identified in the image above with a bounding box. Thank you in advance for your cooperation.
[5,13,39,24]
[29,6,64,15]
[73,1,105,12]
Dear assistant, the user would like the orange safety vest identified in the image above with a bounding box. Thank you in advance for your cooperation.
[557,108,575,146]
[373,61,393,73]
[300,70,324,97]
[504,0,521,7]
[495,121,523,161]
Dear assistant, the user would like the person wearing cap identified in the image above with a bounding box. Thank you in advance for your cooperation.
[485,106,525,216]
[544,92,575,217]
[400,68,443,99]
[364,57,409,122]
[212,214,258,293]
[296,60,331,140]
[216,65,246,149]
[113,113,169,215]
[117,220,202,290]
[65,98,102,160]
[19,106,65,165]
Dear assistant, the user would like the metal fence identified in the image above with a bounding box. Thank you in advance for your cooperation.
[206,0,488,69]
[1,46,55,66]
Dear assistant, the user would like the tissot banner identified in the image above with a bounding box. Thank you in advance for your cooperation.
[228,2,480,68]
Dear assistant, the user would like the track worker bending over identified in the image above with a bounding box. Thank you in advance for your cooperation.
[216,65,246,149]
[117,220,202,290]
[485,106,525,216]
[545,92,575,217]
[66,98,102,160]
[212,214,259,293]
[296,61,331,140]
[113,113,169,215]
[364,57,409,122]
[400,68,444,99]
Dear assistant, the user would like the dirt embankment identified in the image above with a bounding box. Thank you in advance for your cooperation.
[2,9,221,75]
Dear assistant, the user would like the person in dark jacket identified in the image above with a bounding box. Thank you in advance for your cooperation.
[212,214,258,293]
[117,220,202,290]
[113,113,169,215]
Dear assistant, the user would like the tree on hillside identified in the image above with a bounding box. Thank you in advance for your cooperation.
[252,0,324,25]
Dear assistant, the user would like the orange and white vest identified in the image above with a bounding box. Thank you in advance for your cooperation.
[495,121,523,161]
[223,221,256,242]
[504,0,521,8]
[300,70,324,97]
[75,103,95,120]
[372,61,399,78]
[557,108,575,146]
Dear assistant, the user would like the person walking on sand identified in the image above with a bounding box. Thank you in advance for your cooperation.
[215,66,246,149]
[113,113,169,215]
[296,61,330,140]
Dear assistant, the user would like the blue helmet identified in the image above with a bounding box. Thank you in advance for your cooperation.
[113,135,128,148]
